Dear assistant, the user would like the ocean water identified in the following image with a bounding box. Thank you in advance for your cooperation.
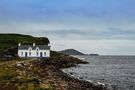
[63,55,135,90]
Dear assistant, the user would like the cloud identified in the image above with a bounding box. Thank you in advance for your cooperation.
[51,40,135,55]
[39,27,135,40]
[1,0,135,55]
[0,21,135,40]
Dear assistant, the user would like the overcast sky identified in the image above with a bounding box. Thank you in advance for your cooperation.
[0,0,135,55]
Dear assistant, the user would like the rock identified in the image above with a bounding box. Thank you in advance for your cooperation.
[16,62,24,67]
[70,72,73,75]
[97,82,105,86]
[79,77,83,80]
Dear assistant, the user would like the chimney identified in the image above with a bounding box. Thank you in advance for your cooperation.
[18,43,21,46]
[48,43,51,47]
[33,43,35,46]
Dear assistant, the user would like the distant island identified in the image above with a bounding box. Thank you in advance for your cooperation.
[60,49,99,56]
[89,54,99,56]
[60,49,85,55]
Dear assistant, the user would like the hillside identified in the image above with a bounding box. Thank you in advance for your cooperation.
[0,34,107,90]
[0,54,107,90]
[60,49,85,55]
[0,33,50,54]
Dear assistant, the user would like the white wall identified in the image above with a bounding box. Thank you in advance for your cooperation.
[18,49,50,57]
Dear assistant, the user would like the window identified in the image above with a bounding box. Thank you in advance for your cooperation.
[29,52,31,56]
[25,52,27,57]
[36,47,39,51]
[36,47,39,56]
[44,52,46,56]
[37,52,38,56]
[21,52,23,56]
[40,52,43,57]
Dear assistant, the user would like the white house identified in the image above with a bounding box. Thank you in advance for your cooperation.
[18,43,50,58]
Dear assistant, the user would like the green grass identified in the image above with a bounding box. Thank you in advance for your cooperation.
[0,59,54,90]
[0,64,18,82]
[0,33,50,54]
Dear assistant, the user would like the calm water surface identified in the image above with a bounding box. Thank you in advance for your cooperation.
[63,55,135,90]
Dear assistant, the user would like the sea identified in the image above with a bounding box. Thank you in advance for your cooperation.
[62,55,135,90]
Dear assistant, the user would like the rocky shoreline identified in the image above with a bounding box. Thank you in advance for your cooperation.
[30,56,108,90]
[0,55,109,90]
[55,69,107,90]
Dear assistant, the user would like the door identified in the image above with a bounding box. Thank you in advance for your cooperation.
[40,52,43,57]
[25,52,27,57]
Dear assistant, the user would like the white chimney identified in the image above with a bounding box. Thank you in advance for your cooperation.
[33,43,35,46]
[48,43,51,47]
[18,43,21,46]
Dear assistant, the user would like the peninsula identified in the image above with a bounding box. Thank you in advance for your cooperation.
[0,34,107,90]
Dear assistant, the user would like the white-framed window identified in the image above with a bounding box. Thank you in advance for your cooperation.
[29,52,31,56]
[44,52,46,56]
[36,47,39,51]
[37,52,38,56]
[40,52,43,57]
[36,47,39,56]
[21,52,23,56]
[28,47,32,56]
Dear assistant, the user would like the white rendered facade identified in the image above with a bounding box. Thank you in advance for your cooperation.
[18,43,50,58]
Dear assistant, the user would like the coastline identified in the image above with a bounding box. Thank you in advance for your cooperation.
[57,68,108,90]
[0,56,108,90]
[30,56,108,90]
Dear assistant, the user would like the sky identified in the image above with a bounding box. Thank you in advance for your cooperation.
[0,0,135,55]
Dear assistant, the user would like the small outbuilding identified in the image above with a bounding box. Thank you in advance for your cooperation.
[18,43,50,58]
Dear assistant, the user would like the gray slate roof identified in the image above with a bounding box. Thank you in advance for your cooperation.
[18,45,50,50]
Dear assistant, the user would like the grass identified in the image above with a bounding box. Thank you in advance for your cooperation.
[0,64,18,81]
[0,58,55,90]
[18,84,54,90]
[0,33,49,54]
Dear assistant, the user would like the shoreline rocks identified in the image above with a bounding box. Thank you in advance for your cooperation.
[30,57,109,90]
[14,55,109,90]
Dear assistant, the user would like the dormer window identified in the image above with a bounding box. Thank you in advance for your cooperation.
[28,47,32,51]
[28,47,32,57]
[36,47,39,56]
[36,47,39,51]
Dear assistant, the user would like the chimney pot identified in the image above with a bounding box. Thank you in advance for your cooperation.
[33,43,35,46]
[48,43,51,46]
[18,43,21,46]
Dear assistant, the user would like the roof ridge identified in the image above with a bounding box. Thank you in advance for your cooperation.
[18,45,50,50]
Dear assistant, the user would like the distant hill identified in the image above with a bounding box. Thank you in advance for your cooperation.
[89,54,99,56]
[60,49,85,55]
[0,33,50,55]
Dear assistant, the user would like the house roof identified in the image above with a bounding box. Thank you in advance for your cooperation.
[18,45,50,50]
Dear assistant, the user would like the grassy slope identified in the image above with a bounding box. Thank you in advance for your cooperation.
[0,33,50,53]
[0,59,53,90]
[0,52,89,90]
[0,34,105,90]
